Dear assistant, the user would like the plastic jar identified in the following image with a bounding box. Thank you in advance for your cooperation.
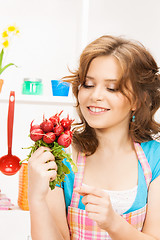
[22,78,43,95]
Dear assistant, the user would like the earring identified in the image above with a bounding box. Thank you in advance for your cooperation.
[132,115,135,122]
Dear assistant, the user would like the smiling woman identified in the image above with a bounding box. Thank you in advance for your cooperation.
[64,35,160,155]
[28,35,160,240]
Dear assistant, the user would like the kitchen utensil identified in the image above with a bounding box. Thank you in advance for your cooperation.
[0,91,21,175]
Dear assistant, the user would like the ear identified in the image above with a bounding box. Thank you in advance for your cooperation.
[131,105,136,111]
[131,99,137,111]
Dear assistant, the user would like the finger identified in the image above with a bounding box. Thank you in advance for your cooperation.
[29,146,51,162]
[87,212,100,222]
[43,160,57,171]
[47,170,57,182]
[82,194,101,206]
[85,203,101,214]
[74,184,105,198]
[39,150,55,164]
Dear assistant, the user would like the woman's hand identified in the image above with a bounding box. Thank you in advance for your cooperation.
[28,146,57,202]
[74,184,117,231]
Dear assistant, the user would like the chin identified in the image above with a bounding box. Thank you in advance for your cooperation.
[87,122,107,129]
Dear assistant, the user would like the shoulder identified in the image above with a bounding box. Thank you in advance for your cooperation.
[141,139,160,152]
[141,140,160,181]
[141,140,160,161]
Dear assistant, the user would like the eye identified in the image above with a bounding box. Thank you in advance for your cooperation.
[83,83,94,88]
[106,83,118,92]
[82,79,94,88]
[107,87,118,92]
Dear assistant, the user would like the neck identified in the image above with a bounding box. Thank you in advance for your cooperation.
[95,125,133,154]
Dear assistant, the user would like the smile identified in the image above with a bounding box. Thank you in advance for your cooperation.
[88,106,110,113]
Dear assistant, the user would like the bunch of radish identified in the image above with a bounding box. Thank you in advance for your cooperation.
[30,111,74,148]
[23,111,77,190]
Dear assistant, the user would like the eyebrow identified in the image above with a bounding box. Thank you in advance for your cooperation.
[86,76,117,82]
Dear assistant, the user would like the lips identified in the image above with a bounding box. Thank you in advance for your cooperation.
[87,106,110,113]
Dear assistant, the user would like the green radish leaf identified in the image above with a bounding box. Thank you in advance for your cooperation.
[72,165,78,172]
[23,139,77,190]
[49,180,56,190]
[62,162,70,174]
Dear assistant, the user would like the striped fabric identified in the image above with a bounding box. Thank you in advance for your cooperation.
[134,142,152,187]
[122,205,146,231]
[71,152,86,208]
[68,207,111,239]
[67,143,152,239]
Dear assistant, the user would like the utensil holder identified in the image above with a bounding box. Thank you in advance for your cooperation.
[51,80,70,96]
[18,163,29,211]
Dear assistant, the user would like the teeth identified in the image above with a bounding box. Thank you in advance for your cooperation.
[89,107,106,113]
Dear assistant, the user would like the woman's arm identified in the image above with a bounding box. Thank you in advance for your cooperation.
[28,147,70,240]
[142,175,160,238]
[29,187,70,240]
[46,187,71,240]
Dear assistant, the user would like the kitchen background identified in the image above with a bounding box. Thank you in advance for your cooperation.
[0,0,160,239]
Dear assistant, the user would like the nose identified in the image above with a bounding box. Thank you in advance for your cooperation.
[90,86,104,101]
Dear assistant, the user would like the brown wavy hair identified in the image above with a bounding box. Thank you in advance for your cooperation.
[63,35,160,155]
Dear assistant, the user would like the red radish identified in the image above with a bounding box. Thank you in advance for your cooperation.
[64,130,73,138]
[49,110,63,126]
[57,132,72,148]
[43,132,56,144]
[60,115,74,130]
[30,129,44,141]
[40,118,54,133]
[30,120,40,133]
[53,125,64,136]
[25,111,77,191]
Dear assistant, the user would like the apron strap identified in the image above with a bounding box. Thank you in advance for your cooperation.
[134,142,152,188]
[70,152,86,208]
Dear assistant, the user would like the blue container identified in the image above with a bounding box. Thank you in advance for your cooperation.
[51,80,70,96]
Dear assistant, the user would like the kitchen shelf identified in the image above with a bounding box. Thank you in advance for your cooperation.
[0,94,75,105]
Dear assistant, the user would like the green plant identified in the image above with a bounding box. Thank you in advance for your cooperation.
[0,25,19,75]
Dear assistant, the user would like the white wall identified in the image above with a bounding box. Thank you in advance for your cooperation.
[0,0,82,95]
[87,0,160,64]
[0,0,82,205]
[86,0,160,122]
[1,0,160,99]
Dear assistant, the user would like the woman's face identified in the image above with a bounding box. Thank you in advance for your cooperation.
[78,55,135,132]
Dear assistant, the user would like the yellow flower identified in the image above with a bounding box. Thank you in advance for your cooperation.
[2,31,8,38]
[8,26,16,32]
[0,24,20,75]
[15,29,20,35]
[7,25,19,36]
[2,39,9,48]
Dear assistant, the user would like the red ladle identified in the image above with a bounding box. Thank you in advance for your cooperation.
[0,91,21,175]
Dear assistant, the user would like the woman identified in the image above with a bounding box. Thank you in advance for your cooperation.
[28,35,160,239]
